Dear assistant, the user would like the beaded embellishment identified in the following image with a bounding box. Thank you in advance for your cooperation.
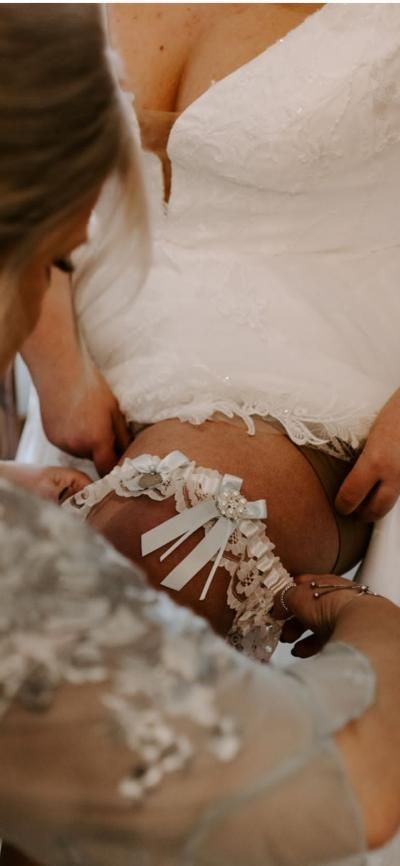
[64,452,294,663]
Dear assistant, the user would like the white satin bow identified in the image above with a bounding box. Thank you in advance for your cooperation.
[141,471,267,601]
[111,451,190,498]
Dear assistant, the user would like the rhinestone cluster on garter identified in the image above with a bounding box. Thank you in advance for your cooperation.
[217,489,247,519]
[64,451,294,664]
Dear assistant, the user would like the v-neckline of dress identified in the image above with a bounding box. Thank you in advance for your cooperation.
[166,3,329,158]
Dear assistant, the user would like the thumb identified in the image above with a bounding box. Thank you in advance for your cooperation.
[335,453,376,515]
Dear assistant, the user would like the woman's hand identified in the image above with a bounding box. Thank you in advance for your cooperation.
[22,269,131,476]
[39,363,130,477]
[278,573,400,846]
[0,463,91,503]
[335,388,400,522]
[275,574,375,658]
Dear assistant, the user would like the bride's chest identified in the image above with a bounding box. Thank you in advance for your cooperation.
[168,6,400,200]
[174,5,319,112]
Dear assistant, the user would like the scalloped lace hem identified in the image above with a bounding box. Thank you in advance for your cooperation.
[124,396,375,461]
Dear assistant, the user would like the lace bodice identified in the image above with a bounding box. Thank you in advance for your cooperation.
[0,481,377,865]
[73,3,400,455]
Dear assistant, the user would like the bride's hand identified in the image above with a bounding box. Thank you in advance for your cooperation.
[335,387,400,522]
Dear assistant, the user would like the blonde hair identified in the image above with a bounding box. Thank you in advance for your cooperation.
[0,4,147,366]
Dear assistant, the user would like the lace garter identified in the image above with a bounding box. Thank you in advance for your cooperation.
[63,451,294,662]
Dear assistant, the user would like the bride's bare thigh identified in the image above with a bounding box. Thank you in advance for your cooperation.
[88,419,354,635]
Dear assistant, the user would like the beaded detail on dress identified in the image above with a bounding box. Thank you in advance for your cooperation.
[64,452,294,663]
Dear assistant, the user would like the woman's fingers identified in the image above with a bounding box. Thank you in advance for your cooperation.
[335,394,400,521]
[91,403,130,475]
[56,469,92,503]
[336,461,400,522]
[358,482,399,522]
[335,450,377,516]
[280,617,307,644]
[23,467,93,504]
[92,438,118,477]
[112,406,131,458]
[291,633,324,659]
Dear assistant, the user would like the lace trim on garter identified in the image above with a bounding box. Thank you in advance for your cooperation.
[64,452,294,663]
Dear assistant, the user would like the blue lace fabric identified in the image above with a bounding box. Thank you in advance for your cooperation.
[0,480,375,865]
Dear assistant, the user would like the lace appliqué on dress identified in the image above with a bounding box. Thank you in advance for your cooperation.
[122,380,367,461]
[64,452,294,663]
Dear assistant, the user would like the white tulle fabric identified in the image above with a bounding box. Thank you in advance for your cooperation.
[73,4,400,458]
[0,481,375,865]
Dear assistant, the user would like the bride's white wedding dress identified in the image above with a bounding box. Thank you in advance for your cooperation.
[79,3,400,444]
[19,3,400,605]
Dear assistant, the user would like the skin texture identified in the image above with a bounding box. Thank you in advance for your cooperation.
[111,4,323,114]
